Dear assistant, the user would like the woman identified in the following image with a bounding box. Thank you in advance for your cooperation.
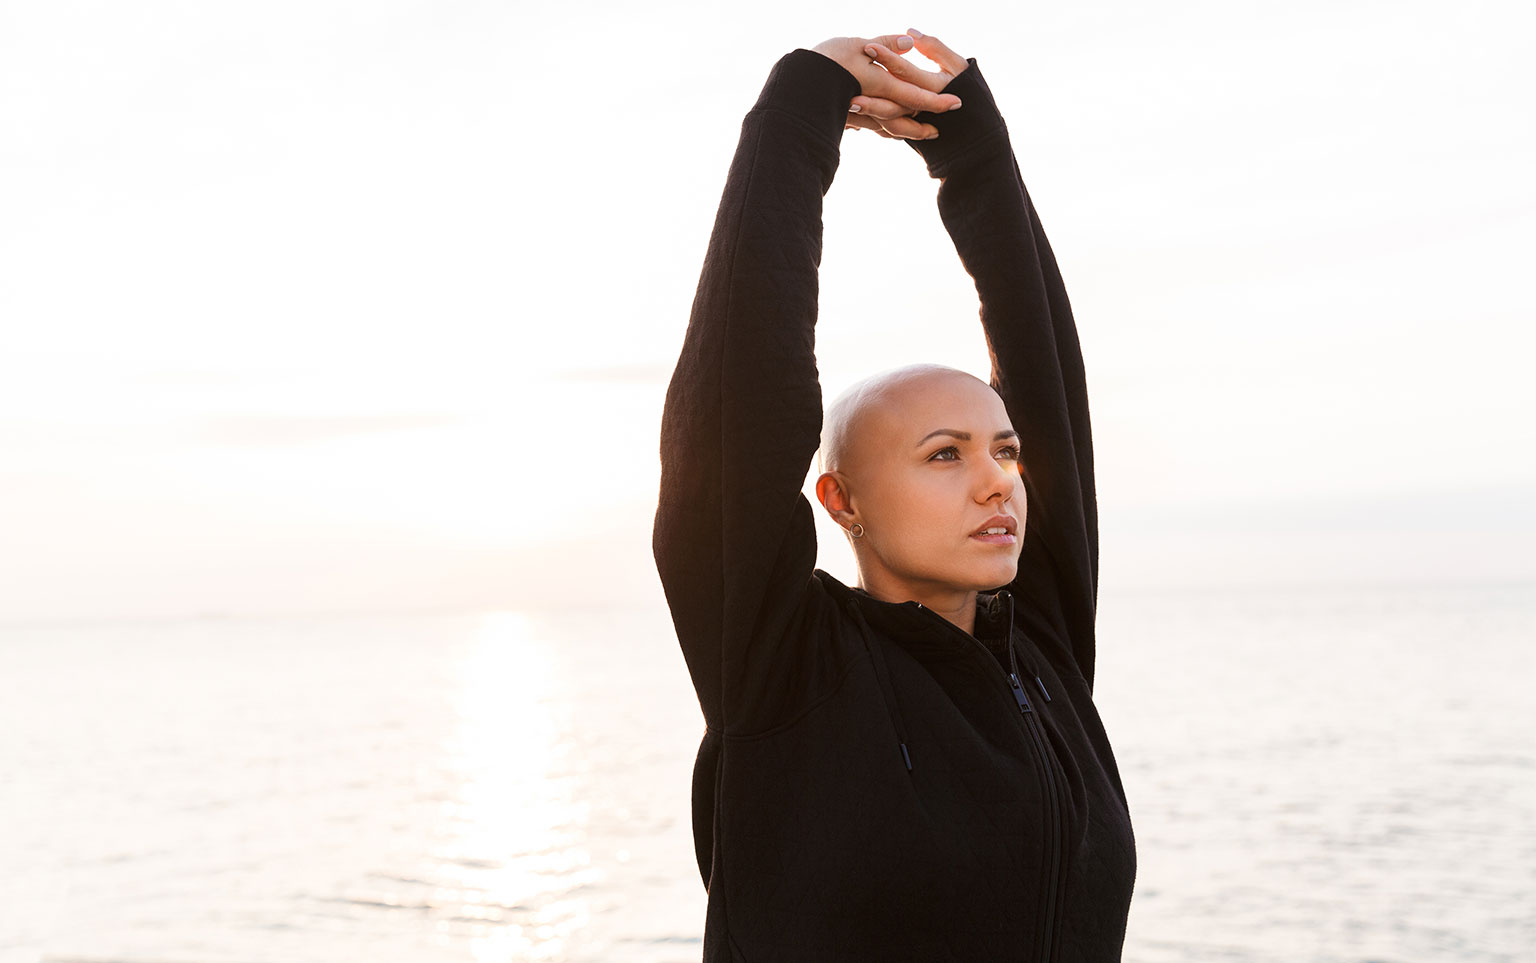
[654,29,1136,961]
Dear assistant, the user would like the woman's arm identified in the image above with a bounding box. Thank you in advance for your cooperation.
[881,33,1102,687]
[653,42,957,733]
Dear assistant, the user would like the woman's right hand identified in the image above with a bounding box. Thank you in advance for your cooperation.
[811,32,962,140]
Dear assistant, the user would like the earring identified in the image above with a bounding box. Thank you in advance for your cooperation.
[849,523,865,538]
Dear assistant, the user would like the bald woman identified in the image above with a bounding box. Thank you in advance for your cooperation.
[654,29,1136,961]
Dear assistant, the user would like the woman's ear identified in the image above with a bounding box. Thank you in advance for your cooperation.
[814,471,857,528]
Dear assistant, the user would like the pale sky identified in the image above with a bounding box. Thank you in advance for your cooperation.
[2,0,1533,623]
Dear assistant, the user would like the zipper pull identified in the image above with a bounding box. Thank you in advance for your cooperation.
[1007,672,1033,714]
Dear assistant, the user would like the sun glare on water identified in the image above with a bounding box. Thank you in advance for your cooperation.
[435,612,597,960]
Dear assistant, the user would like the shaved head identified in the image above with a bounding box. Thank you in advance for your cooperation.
[820,364,996,474]
[813,362,1026,610]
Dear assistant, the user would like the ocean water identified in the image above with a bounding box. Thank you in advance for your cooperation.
[2,583,1533,962]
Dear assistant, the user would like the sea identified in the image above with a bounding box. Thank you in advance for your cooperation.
[3,582,1533,962]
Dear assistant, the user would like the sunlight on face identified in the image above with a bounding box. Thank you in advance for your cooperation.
[439,612,596,960]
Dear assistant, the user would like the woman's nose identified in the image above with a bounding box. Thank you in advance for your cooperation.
[976,456,1019,502]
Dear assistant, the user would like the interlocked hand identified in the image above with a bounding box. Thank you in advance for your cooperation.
[812,29,969,140]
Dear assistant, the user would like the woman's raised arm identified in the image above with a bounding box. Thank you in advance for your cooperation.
[653,41,956,734]
[881,32,1103,687]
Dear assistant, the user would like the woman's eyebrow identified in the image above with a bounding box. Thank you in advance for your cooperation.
[916,429,1020,446]
[917,428,970,445]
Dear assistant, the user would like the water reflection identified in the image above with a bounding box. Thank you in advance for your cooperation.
[7,592,1528,960]
[437,612,597,960]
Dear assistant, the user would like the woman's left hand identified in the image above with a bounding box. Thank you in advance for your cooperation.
[811,32,960,140]
[846,29,970,140]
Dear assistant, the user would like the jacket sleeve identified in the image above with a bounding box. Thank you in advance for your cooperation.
[909,61,1102,688]
[653,50,861,733]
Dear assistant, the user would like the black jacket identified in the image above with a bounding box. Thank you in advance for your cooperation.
[654,49,1136,962]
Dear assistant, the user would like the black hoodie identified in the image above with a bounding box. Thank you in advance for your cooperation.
[653,48,1136,962]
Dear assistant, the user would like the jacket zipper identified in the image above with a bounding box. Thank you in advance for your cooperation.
[913,601,1065,962]
[1007,652,1063,963]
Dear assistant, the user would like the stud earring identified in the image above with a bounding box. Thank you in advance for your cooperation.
[849,523,865,538]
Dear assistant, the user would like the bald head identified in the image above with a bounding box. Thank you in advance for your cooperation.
[819,364,1000,474]
[813,362,1027,597]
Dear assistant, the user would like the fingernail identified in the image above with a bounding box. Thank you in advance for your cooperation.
[849,103,861,114]
[948,99,963,111]
[909,28,925,39]
[925,131,940,140]
[896,35,913,50]
[864,45,878,57]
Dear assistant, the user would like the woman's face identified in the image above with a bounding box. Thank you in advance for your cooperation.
[823,369,1027,597]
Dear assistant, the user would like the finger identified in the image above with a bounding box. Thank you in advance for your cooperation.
[866,33,916,54]
[845,112,899,139]
[862,41,948,93]
[864,66,961,115]
[849,95,915,121]
[906,28,969,76]
[876,115,939,141]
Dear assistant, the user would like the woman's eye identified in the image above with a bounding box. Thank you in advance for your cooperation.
[928,446,960,462]
[996,445,1021,461]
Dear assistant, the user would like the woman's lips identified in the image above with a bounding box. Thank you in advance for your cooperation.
[970,515,1018,544]
[970,530,1017,545]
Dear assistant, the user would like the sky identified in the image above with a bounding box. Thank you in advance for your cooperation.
[2,0,1533,623]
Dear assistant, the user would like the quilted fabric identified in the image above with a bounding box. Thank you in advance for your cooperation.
[654,49,1135,962]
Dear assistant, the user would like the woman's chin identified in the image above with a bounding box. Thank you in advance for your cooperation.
[988,560,1021,589]
[947,561,1020,593]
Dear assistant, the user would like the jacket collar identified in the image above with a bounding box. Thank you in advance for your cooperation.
[816,569,1015,660]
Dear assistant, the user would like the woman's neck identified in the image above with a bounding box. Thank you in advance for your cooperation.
[858,572,978,636]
